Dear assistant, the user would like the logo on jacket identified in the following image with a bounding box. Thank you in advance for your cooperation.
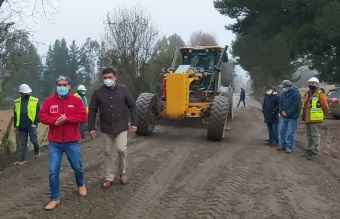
[68,105,75,108]
[50,105,58,113]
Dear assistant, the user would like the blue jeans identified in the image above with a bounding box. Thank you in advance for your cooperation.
[19,126,40,161]
[48,141,84,200]
[280,118,298,149]
[266,122,278,144]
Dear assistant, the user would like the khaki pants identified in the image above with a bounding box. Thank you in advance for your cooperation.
[306,123,321,155]
[102,131,128,181]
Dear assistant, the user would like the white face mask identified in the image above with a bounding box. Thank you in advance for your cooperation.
[282,88,288,92]
[266,90,273,95]
[273,91,277,95]
[80,91,86,95]
[104,79,116,87]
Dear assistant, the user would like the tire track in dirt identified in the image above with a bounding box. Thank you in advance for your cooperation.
[148,147,241,219]
[113,143,192,219]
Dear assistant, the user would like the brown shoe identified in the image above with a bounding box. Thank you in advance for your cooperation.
[78,185,87,196]
[45,200,60,211]
[120,173,127,185]
[103,180,113,188]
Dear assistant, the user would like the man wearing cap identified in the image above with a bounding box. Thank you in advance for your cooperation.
[74,85,88,139]
[13,84,41,165]
[301,77,329,160]
[277,80,301,153]
[38,76,87,210]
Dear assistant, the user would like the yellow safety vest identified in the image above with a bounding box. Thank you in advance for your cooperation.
[310,90,324,121]
[14,96,39,127]
[74,93,88,112]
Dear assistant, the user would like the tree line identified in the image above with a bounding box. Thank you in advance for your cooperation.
[0,4,235,109]
[214,0,340,93]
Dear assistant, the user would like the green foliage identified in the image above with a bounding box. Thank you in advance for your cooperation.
[145,34,185,94]
[214,0,340,85]
[0,116,13,154]
[232,33,294,88]
[0,32,42,108]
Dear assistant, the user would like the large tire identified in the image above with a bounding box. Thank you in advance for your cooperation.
[225,92,234,120]
[207,96,229,141]
[135,93,160,136]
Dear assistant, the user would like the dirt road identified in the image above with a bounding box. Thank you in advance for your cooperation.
[0,96,340,219]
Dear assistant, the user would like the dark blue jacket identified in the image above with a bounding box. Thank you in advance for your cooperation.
[240,89,245,100]
[279,86,301,119]
[262,94,280,123]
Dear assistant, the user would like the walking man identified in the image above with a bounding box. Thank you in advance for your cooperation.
[301,77,329,160]
[237,88,246,107]
[75,85,88,139]
[38,76,87,210]
[88,67,137,188]
[13,84,41,165]
[262,86,280,147]
[277,80,301,154]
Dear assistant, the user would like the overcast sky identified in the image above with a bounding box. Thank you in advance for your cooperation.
[22,0,235,55]
[19,0,247,81]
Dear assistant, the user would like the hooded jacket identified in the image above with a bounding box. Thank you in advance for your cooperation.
[38,92,87,142]
[279,86,301,119]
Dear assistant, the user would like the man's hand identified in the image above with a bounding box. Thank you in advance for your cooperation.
[55,114,66,126]
[129,126,137,133]
[281,111,287,117]
[90,130,97,139]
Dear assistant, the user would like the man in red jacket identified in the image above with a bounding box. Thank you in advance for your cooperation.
[38,76,87,211]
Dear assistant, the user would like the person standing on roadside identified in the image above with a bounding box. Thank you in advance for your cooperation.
[38,76,87,211]
[277,80,301,154]
[301,77,329,160]
[88,67,137,188]
[13,84,41,165]
[262,86,280,147]
[237,88,246,107]
[74,85,88,139]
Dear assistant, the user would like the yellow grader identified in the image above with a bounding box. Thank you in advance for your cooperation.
[135,45,233,141]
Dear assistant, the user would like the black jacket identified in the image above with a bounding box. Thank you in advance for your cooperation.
[88,84,137,134]
[240,89,245,100]
[262,94,280,123]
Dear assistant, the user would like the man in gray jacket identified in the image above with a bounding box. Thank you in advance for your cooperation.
[88,67,137,188]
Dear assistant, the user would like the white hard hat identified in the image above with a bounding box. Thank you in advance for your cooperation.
[78,85,87,91]
[19,84,32,93]
[308,77,319,84]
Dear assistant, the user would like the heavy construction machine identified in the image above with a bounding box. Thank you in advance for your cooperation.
[135,45,233,141]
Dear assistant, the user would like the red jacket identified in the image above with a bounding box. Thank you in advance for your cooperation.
[38,92,87,143]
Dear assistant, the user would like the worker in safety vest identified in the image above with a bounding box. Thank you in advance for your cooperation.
[13,84,41,165]
[301,77,329,160]
[74,85,88,138]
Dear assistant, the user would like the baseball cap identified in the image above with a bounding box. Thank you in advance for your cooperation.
[279,80,292,88]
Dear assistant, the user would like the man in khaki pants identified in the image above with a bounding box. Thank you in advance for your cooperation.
[88,67,137,188]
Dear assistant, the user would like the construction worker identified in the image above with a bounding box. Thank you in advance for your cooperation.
[13,84,41,165]
[74,85,88,139]
[301,77,329,160]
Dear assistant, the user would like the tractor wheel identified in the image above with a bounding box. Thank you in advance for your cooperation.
[226,92,234,120]
[207,95,229,141]
[135,93,160,136]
